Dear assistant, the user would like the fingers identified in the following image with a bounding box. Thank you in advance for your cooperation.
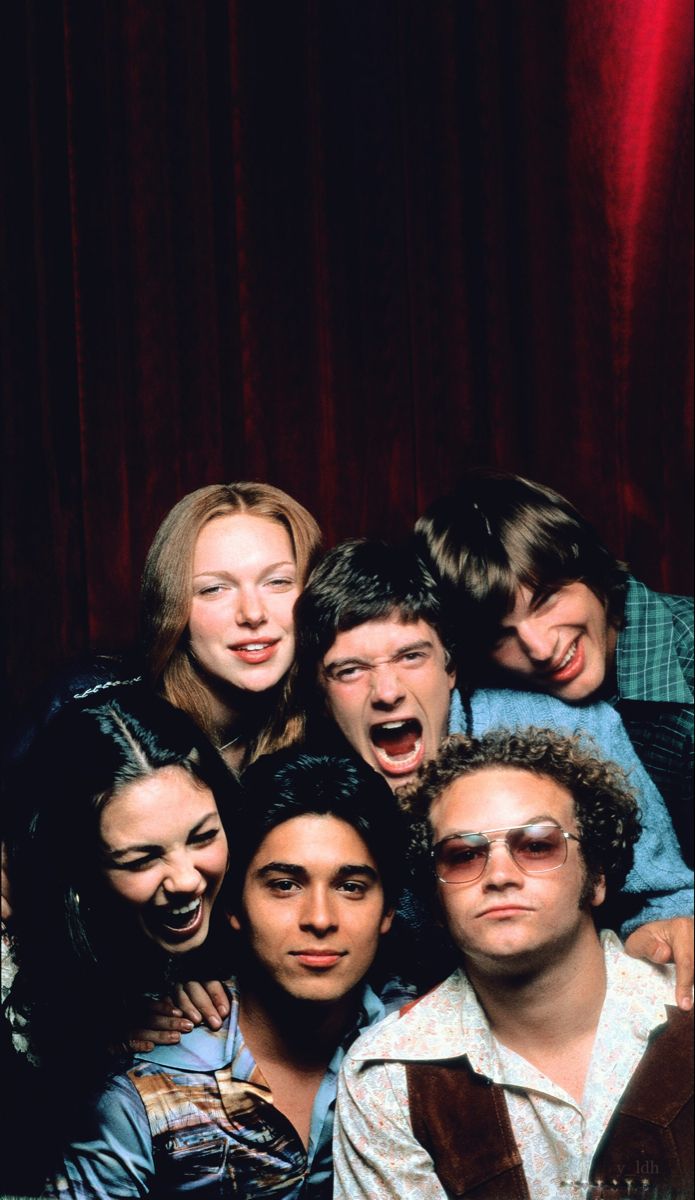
[173,980,230,1030]
[625,917,694,1011]
[126,1018,193,1050]
[671,923,694,1011]
[129,995,196,1048]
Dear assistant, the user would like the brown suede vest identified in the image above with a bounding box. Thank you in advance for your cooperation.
[406,1006,693,1200]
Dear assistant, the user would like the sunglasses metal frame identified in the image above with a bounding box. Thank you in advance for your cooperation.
[432,821,581,885]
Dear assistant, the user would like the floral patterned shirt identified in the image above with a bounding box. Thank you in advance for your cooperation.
[333,932,677,1200]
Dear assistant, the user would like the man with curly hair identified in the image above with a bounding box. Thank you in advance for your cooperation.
[333,730,693,1200]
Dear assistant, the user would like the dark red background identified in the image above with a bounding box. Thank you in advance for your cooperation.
[2,0,693,715]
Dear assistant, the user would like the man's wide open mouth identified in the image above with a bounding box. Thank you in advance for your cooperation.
[370,719,424,775]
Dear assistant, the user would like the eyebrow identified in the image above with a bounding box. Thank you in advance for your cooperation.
[255,862,380,883]
[103,812,219,861]
[323,639,434,673]
[193,560,296,580]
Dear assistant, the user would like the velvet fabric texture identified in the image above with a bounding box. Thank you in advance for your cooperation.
[3,1,693,712]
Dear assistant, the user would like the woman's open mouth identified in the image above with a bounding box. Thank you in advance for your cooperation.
[370,719,424,776]
[146,897,204,943]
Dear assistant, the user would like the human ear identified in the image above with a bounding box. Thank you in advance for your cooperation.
[589,874,606,908]
[227,911,242,931]
[379,907,395,935]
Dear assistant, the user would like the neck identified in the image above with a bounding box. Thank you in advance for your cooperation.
[237,976,361,1071]
[465,920,606,1055]
[188,656,281,757]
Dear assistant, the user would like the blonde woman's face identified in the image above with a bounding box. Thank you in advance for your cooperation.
[188,514,299,694]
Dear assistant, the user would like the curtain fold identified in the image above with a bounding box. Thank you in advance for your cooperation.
[2,0,692,713]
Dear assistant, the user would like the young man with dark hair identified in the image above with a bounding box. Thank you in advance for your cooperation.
[43,751,413,1199]
[334,730,693,1200]
[414,469,694,863]
[294,538,693,1005]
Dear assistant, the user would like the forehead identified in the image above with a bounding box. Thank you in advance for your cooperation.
[194,513,294,566]
[99,766,215,845]
[248,813,379,874]
[429,768,576,839]
[323,615,446,662]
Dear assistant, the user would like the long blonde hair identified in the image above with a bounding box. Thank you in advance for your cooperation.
[141,482,322,762]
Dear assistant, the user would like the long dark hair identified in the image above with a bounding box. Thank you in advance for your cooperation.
[5,683,241,1086]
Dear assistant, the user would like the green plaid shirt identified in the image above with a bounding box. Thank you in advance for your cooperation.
[613,578,693,865]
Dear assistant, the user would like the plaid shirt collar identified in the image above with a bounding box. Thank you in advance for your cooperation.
[615,577,692,705]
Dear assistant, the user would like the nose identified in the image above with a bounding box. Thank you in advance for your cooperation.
[235,583,267,628]
[299,885,338,935]
[482,841,523,888]
[369,662,406,708]
[516,618,557,664]
[162,852,202,897]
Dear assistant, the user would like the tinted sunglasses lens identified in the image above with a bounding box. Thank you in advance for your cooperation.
[508,825,566,872]
[435,836,488,883]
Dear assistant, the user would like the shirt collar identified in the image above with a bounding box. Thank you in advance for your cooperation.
[137,978,388,1075]
[350,931,675,1067]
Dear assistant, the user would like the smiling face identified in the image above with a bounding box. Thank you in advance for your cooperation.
[188,513,299,695]
[99,765,229,955]
[321,616,456,789]
[229,814,393,1004]
[490,582,617,702]
[429,768,604,976]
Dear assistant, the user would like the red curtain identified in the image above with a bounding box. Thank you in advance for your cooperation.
[2,0,692,713]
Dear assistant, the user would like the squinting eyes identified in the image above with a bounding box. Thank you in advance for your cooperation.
[326,651,430,683]
[197,577,296,596]
[112,828,221,872]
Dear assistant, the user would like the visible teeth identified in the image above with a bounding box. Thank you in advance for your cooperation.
[380,721,408,730]
[242,644,267,651]
[170,899,201,917]
[558,642,578,670]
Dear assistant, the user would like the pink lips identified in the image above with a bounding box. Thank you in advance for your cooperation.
[478,906,531,920]
[291,950,347,968]
[545,637,584,684]
[229,639,279,664]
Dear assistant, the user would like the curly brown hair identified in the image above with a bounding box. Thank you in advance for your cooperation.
[401,728,642,895]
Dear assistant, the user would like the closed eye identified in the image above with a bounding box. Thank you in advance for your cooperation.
[114,852,160,872]
[532,587,561,611]
[189,828,220,847]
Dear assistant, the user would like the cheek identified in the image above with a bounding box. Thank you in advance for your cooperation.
[490,641,523,669]
[271,592,299,631]
[188,606,219,644]
[200,843,230,891]
[103,872,154,909]
[326,690,360,732]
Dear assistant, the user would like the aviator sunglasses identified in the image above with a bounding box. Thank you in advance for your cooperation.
[432,822,581,885]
